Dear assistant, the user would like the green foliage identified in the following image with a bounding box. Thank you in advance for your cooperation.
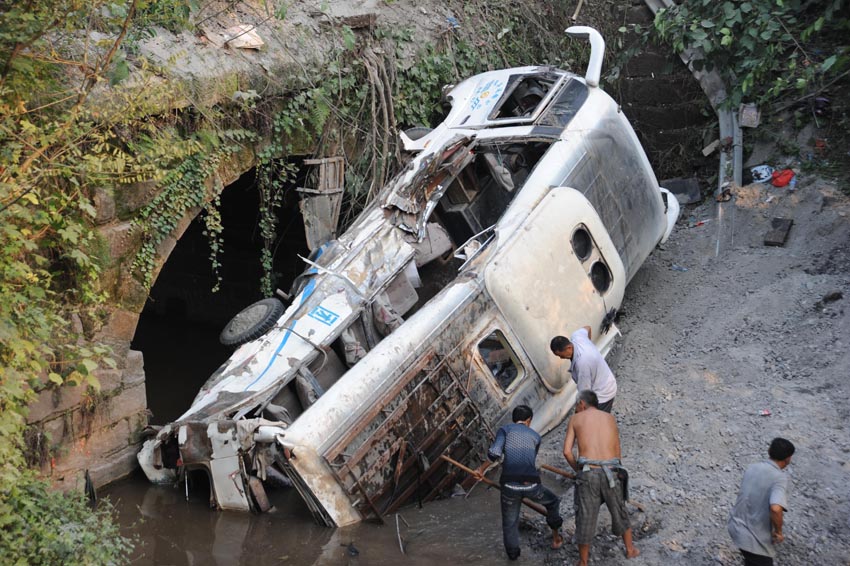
[0,0,169,561]
[392,36,479,127]
[256,90,321,296]
[1,0,134,477]
[653,0,850,108]
[134,0,197,33]
[202,196,224,293]
[0,472,132,565]
[130,129,253,288]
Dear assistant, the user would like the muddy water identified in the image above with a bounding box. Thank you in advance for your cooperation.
[104,473,562,565]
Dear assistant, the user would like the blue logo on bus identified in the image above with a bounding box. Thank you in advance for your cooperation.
[308,306,339,326]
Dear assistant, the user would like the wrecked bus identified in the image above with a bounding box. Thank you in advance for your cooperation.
[138,26,679,526]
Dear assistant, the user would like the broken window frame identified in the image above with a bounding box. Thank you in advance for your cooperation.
[476,328,526,394]
[483,71,568,126]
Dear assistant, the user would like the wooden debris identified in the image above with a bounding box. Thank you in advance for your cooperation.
[341,13,377,29]
[764,217,793,247]
[571,0,585,21]
[702,139,720,156]
[541,463,576,480]
[439,455,548,516]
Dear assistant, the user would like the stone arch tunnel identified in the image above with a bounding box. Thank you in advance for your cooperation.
[131,167,311,426]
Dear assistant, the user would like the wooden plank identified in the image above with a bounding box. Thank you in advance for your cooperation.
[764,217,793,247]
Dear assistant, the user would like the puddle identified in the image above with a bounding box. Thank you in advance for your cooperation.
[104,472,563,565]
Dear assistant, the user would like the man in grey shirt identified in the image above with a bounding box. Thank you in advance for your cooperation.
[727,438,795,566]
[550,325,618,412]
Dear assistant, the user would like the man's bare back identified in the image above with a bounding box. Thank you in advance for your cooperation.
[563,405,620,470]
[563,391,639,564]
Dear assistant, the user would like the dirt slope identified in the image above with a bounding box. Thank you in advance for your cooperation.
[533,174,850,565]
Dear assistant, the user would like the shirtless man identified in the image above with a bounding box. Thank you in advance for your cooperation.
[563,390,639,565]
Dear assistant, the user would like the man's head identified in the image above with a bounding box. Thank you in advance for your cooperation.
[550,335,573,360]
[576,389,598,413]
[512,404,533,424]
[768,437,795,468]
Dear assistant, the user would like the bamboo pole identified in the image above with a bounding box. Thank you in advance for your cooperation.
[439,455,547,516]
[541,464,576,480]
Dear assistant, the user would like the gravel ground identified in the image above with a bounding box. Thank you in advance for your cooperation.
[527,175,850,565]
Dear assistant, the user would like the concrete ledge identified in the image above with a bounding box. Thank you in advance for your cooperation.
[88,443,142,488]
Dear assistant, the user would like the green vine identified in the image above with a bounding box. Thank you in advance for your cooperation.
[131,129,254,289]
[652,0,850,109]
[201,195,224,293]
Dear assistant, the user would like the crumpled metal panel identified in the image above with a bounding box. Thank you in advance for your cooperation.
[320,350,492,521]
[178,422,211,465]
[298,157,345,252]
[382,135,473,216]
[206,422,249,511]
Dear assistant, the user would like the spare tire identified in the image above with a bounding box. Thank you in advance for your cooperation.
[220,298,285,347]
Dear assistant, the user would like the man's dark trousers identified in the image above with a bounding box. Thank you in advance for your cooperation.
[740,549,773,566]
[597,398,614,413]
[500,483,562,560]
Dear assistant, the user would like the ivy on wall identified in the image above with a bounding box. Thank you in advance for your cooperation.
[130,128,254,289]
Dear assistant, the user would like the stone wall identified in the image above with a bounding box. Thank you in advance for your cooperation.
[617,1,714,180]
[26,350,147,491]
[26,143,261,492]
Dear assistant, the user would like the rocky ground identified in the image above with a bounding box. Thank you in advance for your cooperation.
[518,174,850,565]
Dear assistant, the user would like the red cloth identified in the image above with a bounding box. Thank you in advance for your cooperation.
[771,169,795,187]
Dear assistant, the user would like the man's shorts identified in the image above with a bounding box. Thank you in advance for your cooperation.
[597,398,614,413]
[574,467,630,544]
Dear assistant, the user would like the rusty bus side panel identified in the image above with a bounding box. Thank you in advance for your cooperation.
[321,349,493,521]
[279,282,556,525]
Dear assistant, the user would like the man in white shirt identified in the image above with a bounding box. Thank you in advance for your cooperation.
[550,325,618,412]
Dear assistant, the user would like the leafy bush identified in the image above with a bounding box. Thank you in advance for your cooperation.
[0,0,158,562]
[653,0,850,108]
[0,473,131,566]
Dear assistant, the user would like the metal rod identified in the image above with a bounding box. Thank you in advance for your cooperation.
[395,514,406,555]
